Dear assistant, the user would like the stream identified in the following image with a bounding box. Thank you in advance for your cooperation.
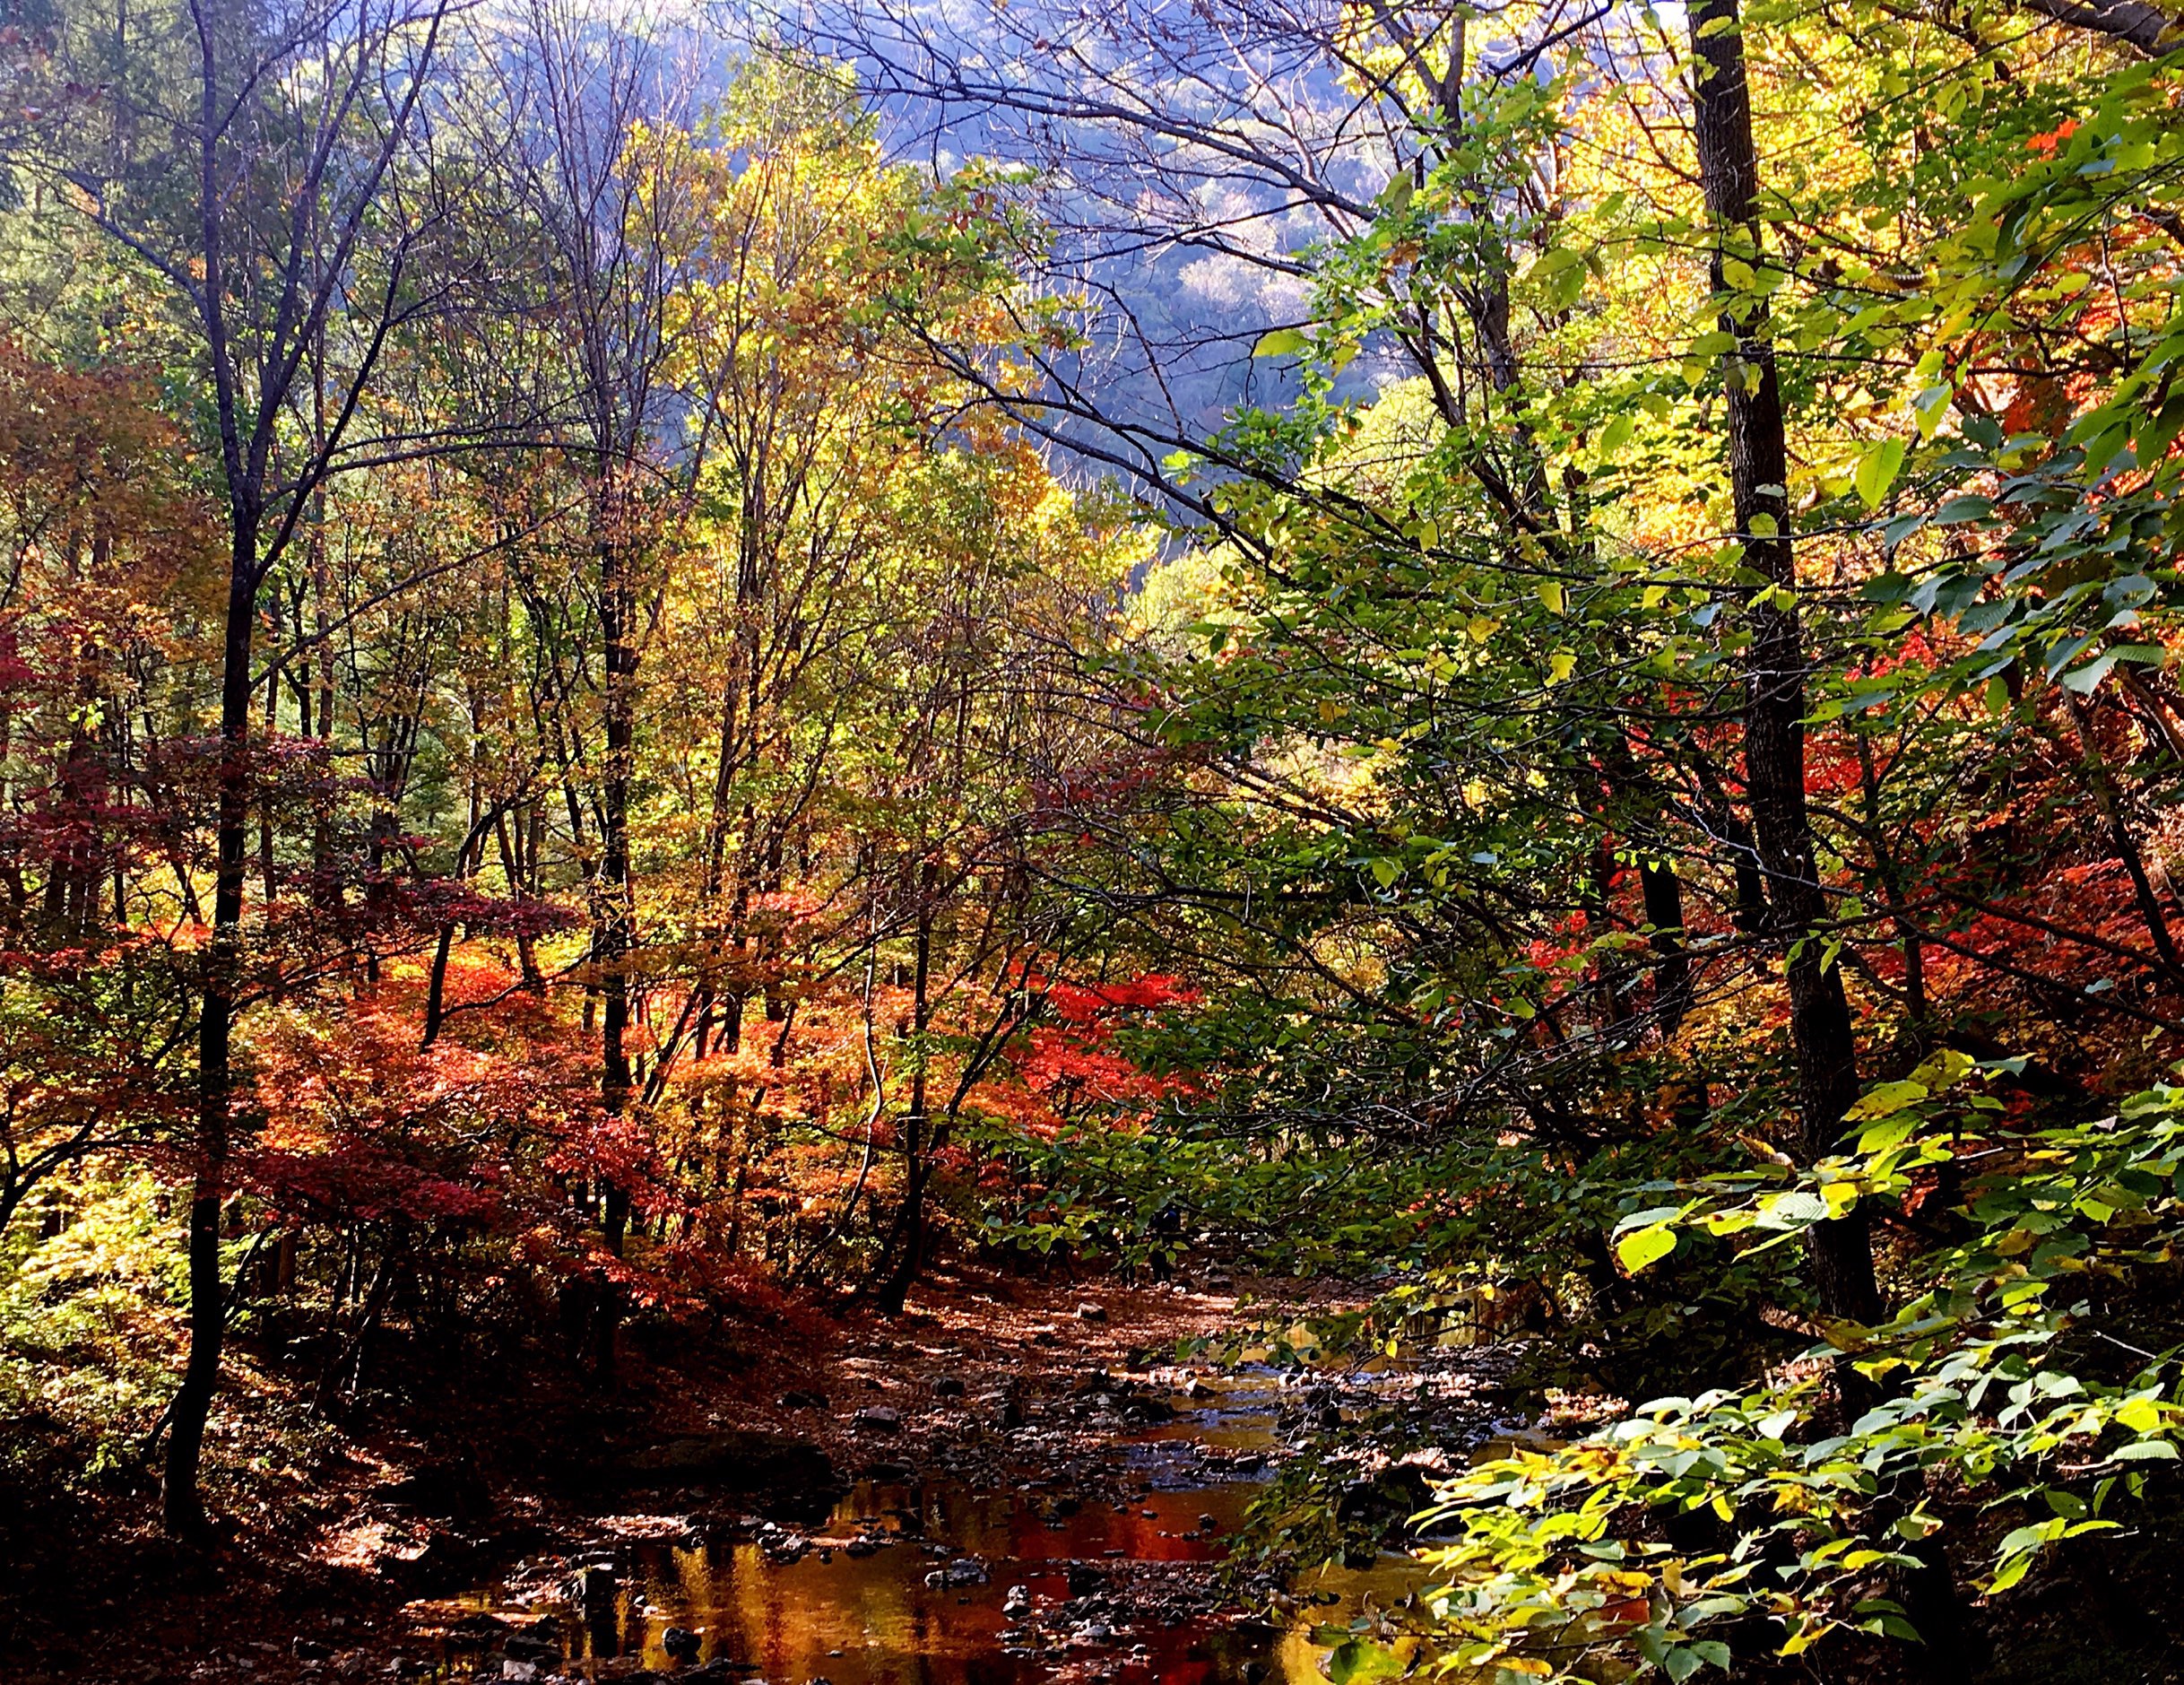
[443,1362,1495,1685]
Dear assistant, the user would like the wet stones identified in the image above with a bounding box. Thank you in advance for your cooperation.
[852,1405,901,1432]
[1035,1492,1082,1528]
[755,1523,810,1564]
[488,1625,560,1682]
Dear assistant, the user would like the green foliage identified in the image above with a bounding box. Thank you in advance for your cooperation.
[0,1171,188,1478]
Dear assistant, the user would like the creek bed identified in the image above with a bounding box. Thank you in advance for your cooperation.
[446,1361,1499,1685]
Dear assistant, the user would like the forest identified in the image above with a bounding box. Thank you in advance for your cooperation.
[4,0,2184,1680]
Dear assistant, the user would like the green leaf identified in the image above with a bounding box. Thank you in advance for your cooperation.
[2061,655,2117,695]
[1325,1638,1406,1685]
[1253,327,1308,359]
[1616,1224,1677,1273]
[1855,439,1906,508]
[1845,1079,1927,1122]
[1663,1646,1705,1683]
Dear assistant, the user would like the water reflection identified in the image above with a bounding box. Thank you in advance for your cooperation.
[555,1478,1296,1682]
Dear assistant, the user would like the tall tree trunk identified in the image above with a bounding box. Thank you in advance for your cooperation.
[591,478,638,1377]
[1686,0,1881,1329]
[163,516,258,1534]
[876,893,934,1316]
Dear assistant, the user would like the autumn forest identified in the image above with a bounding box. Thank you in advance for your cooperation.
[4,0,2184,1681]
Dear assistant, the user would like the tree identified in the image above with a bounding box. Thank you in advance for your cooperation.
[21,0,467,1533]
[0,345,212,1240]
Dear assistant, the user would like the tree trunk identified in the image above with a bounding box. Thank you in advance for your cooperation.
[591,477,639,1379]
[1686,0,1880,1328]
[163,517,258,1534]
[876,896,934,1315]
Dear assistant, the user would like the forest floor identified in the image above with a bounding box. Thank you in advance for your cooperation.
[8,1265,1458,1685]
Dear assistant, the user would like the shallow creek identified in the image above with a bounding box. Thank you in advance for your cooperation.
[459,1369,1459,1685]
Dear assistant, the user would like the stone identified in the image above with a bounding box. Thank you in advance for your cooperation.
[1074,1301,1107,1322]
[931,1377,965,1398]
[777,1389,828,1411]
[1002,1585,1031,1617]
[853,1406,901,1431]
[660,1627,701,1665]
[293,1640,333,1662]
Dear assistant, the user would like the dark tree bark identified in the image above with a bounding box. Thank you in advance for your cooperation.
[1686,0,1881,1329]
[163,520,258,1533]
[874,894,934,1316]
[2022,0,2177,54]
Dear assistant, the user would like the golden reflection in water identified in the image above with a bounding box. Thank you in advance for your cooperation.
[560,1486,1434,1685]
